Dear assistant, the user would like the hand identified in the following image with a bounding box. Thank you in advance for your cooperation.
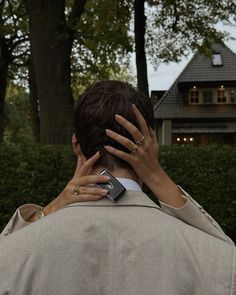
[104,104,187,208]
[38,152,110,218]
[104,104,161,185]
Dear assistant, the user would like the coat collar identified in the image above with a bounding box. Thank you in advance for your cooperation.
[64,190,163,212]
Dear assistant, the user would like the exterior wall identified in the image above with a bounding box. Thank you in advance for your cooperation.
[171,119,236,145]
[161,120,172,145]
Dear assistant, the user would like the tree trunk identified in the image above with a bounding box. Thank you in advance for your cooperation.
[25,0,74,144]
[0,64,8,143]
[134,0,149,97]
[0,37,10,143]
[28,56,40,143]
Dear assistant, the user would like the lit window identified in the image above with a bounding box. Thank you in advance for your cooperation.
[217,87,226,103]
[212,53,223,66]
[203,91,213,103]
[189,88,199,104]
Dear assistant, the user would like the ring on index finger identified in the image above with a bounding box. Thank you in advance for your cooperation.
[135,136,145,145]
[73,184,80,195]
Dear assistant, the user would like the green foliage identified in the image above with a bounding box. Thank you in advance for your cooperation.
[4,84,33,143]
[146,0,236,66]
[0,144,235,241]
[70,0,134,98]
[0,144,76,229]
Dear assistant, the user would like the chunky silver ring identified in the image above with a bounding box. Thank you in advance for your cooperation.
[135,136,145,145]
[132,144,138,153]
[73,184,80,195]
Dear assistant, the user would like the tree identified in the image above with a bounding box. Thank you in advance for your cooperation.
[134,0,236,95]
[4,83,33,143]
[0,0,29,142]
[25,0,132,144]
[134,0,149,97]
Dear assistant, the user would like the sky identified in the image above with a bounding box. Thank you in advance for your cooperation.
[148,25,236,92]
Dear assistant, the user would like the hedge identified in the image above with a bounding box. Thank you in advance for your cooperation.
[0,144,235,242]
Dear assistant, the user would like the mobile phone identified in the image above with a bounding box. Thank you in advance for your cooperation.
[97,170,126,203]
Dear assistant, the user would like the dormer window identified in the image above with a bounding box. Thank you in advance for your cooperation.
[212,53,223,66]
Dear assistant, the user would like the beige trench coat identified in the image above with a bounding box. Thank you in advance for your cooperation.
[0,189,235,295]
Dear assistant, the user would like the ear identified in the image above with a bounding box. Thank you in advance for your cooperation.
[71,134,82,157]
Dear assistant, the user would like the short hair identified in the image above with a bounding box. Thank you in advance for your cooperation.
[73,80,154,170]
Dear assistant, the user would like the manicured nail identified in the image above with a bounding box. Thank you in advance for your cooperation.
[104,176,110,181]
[115,114,122,119]
[104,145,111,150]
[102,189,109,194]
[105,129,112,134]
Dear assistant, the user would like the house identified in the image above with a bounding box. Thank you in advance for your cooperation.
[153,42,236,146]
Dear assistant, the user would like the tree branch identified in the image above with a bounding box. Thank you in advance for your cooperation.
[67,0,87,38]
[172,0,179,32]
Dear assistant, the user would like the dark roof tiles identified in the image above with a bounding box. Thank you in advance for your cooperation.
[154,43,236,119]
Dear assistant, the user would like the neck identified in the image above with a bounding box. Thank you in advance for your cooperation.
[92,166,140,184]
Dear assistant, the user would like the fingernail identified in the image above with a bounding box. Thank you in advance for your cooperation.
[104,176,110,181]
[132,104,136,108]
[104,145,111,150]
[105,129,112,134]
[115,114,122,119]
[102,189,108,194]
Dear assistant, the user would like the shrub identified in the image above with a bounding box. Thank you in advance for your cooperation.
[0,144,235,242]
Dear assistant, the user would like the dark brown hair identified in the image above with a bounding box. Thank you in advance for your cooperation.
[73,80,154,170]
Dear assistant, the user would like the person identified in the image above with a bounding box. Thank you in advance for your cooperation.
[0,80,235,295]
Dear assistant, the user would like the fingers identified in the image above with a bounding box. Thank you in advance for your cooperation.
[74,155,83,177]
[77,151,100,176]
[77,186,108,196]
[105,129,136,152]
[115,114,144,142]
[72,194,105,202]
[131,104,150,138]
[73,174,110,186]
[150,127,158,144]
[104,145,131,163]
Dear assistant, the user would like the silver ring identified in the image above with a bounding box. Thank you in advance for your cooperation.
[135,136,145,145]
[132,144,138,153]
[73,184,80,195]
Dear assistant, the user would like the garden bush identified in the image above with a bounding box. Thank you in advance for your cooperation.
[0,144,235,242]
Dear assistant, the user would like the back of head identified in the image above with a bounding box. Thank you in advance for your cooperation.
[73,80,154,170]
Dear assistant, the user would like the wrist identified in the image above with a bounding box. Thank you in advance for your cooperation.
[148,165,164,188]
[28,209,45,222]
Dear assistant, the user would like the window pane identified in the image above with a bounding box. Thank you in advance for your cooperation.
[212,53,223,66]
[189,90,199,103]
[230,90,236,103]
[217,89,226,103]
[203,91,213,103]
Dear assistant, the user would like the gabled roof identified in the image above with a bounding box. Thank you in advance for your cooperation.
[154,42,236,119]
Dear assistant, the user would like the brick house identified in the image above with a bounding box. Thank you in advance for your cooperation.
[153,42,236,145]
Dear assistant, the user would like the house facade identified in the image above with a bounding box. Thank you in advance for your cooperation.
[154,43,236,146]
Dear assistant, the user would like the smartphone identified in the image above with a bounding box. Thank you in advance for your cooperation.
[97,170,126,203]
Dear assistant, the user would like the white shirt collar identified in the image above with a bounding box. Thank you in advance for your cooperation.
[116,178,142,192]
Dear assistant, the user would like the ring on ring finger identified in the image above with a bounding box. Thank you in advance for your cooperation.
[135,136,145,145]
[73,184,80,195]
[131,144,138,153]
